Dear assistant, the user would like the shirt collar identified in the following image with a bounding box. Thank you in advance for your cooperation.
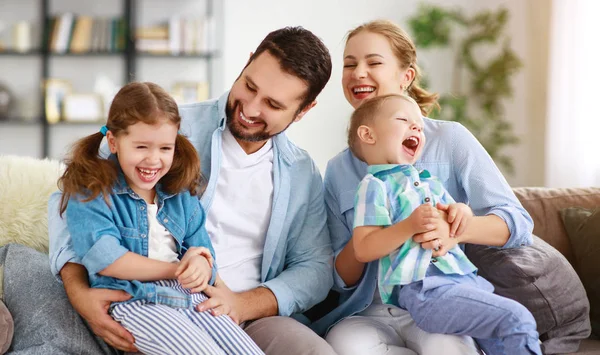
[368,164,430,180]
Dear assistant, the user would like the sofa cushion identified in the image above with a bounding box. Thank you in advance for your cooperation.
[513,187,600,263]
[466,235,591,354]
[561,207,600,338]
[0,244,113,354]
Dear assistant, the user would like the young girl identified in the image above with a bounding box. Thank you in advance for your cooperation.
[58,82,264,355]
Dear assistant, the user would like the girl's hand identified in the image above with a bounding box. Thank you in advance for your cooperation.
[407,203,439,235]
[437,202,472,238]
[175,253,212,293]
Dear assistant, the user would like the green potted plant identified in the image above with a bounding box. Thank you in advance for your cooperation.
[408,4,522,173]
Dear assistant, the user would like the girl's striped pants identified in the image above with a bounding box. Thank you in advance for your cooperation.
[110,280,264,355]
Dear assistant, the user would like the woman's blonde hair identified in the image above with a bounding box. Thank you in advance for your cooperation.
[347,19,440,116]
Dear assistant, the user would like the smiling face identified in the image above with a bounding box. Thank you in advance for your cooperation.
[107,119,178,203]
[342,31,414,109]
[226,51,314,154]
[359,96,425,166]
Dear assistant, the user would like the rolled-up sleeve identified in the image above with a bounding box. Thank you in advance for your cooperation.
[48,191,81,281]
[323,169,362,293]
[261,166,333,316]
[65,195,129,275]
[450,124,533,248]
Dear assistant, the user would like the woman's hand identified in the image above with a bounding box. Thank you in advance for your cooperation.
[175,251,212,293]
[437,202,473,238]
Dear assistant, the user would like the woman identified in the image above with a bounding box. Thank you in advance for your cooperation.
[310,20,534,355]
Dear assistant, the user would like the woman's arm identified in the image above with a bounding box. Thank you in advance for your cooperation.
[99,252,178,281]
[448,123,533,248]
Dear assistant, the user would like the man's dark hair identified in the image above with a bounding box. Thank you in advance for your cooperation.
[246,26,332,113]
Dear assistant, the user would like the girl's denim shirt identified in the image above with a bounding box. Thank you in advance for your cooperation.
[66,157,216,309]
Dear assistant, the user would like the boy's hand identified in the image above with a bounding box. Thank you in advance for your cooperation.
[437,202,472,238]
[175,252,212,293]
[407,203,439,235]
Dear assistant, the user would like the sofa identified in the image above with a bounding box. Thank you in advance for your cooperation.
[0,154,598,354]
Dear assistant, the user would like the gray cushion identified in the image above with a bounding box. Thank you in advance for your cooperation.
[0,243,115,354]
[465,235,591,354]
[561,207,600,338]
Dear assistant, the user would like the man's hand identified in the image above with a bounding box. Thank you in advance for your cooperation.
[437,202,473,238]
[71,287,137,352]
[196,274,243,324]
[413,209,457,257]
[175,251,212,293]
[61,263,137,352]
[407,203,439,235]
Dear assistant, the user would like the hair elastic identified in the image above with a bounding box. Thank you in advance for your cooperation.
[99,125,108,136]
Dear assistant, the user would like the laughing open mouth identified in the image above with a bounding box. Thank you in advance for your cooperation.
[402,136,420,156]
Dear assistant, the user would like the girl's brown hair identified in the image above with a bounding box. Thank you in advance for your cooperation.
[347,19,440,116]
[59,82,202,215]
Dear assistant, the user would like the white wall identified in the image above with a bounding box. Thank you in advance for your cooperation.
[221,0,542,186]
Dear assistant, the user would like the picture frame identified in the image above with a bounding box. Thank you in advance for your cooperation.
[62,93,104,122]
[44,79,72,124]
[171,81,209,104]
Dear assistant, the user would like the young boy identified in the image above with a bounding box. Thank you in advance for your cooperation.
[347,94,541,355]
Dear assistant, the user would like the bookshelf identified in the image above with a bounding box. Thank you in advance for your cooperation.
[0,0,219,158]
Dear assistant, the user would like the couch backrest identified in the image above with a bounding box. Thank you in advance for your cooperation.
[0,155,63,254]
[513,187,600,263]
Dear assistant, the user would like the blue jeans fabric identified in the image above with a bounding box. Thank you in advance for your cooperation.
[397,271,541,355]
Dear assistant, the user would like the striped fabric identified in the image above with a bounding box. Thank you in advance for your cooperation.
[353,164,477,304]
[111,280,264,355]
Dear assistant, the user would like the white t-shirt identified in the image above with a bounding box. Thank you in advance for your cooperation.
[205,126,274,292]
[147,202,179,263]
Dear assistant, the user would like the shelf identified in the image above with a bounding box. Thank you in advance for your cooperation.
[48,52,125,57]
[136,51,218,59]
[0,50,42,56]
[50,121,105,126]
[0,118,41,125]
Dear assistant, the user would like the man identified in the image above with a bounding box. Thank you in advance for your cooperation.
[48,26,335,354]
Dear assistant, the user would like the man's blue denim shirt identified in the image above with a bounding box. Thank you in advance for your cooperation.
[65,156,216,309]
[49,91,333,317]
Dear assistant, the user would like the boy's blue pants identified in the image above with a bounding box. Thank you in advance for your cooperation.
[396,271,542,355]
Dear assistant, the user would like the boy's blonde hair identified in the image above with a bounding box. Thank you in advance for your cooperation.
[348,94,419,162]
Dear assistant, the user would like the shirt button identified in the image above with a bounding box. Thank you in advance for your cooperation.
[141,234,146,238]
[163,218,169,223]
[140,206,145,211]
[424,197,431,203]
[414,181,419,187]
[431,258,437,263]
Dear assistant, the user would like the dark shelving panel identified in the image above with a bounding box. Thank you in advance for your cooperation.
[0,0,217,158]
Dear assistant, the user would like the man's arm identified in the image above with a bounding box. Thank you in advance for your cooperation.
[259,165,333,317]
[60,262,137,352]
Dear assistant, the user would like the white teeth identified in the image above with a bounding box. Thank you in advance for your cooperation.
[138,168,158,178]
[353,87,375,94]
[240,112,256,124]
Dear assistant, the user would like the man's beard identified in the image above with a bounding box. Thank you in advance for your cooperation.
[226,100,294,142]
